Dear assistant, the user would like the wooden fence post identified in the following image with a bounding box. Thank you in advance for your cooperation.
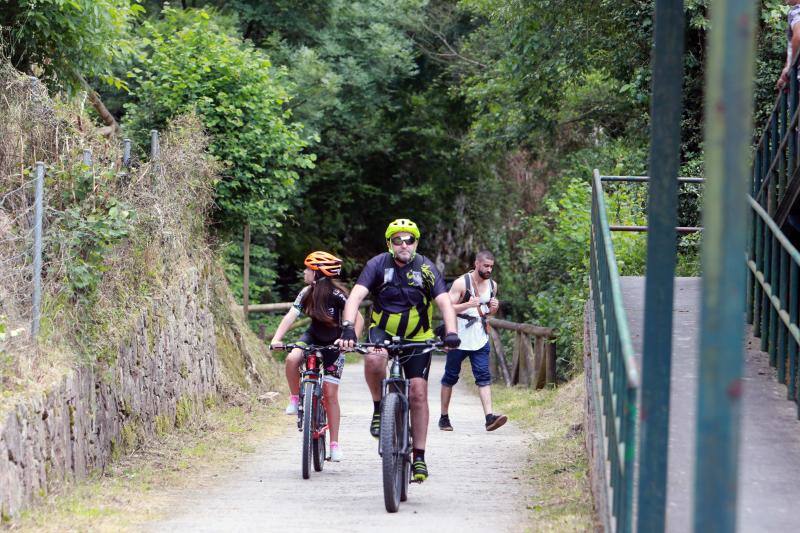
[517,332,531,386]
[488,326,512,386]
[243,223,251,320]
[489,334,499,379]
[511,332,521,385]
[546,341,557,385]
[532,335,547,389]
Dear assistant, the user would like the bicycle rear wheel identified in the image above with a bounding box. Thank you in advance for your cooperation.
[313,389,327,472]
[380,392,405,512]
[301,381,315,479]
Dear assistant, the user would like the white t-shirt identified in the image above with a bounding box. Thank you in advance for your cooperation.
[456,275,493,351]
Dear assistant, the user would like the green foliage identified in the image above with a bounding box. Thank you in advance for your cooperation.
[0,0,143,93]
[124,7,314,234]
[47,164,134,303]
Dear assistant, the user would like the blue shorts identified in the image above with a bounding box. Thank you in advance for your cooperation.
[441,342,492,387]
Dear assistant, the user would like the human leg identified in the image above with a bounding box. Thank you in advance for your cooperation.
[365,328,390,437]
[322,381,341,458]
[284,347,304,414]
[409,376,429,451]
[440,348,466,415]
[321,350,344,444]
[468,343,507,431]
[468,343,493,414]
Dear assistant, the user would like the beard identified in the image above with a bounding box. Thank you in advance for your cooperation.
[394,249,413,264]
[478,270,492,280]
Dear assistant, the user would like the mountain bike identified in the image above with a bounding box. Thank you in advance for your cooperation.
[355,338,444,512]
[275,343,337,479]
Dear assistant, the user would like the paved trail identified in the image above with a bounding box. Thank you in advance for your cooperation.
[147,356,532,533]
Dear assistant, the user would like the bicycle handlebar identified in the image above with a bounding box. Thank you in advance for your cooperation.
[271,343,340,352]
[353,339,444,355]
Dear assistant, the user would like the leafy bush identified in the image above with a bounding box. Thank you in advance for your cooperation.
[48,165,134,303]
[124,7,314,235]
[0,0,143,93]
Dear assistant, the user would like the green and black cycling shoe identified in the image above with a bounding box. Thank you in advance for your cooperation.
[370,411,381,438]
[412,459,428,483]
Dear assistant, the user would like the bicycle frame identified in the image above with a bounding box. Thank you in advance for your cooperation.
[278,343,335,431]
[355,339,443,457]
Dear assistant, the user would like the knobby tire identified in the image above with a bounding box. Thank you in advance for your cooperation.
[380,393,404,512]
[301,381,315,479]
[313,386,326,472]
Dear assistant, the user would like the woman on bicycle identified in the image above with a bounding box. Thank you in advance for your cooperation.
[270,251,363,462]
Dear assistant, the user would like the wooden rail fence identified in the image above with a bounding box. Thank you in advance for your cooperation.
[486,318,556,389]
[241,303,556,388]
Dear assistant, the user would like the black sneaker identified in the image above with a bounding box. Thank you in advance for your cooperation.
[370,411,381,438]
[485,413,508,431]
[438,414,453,431]
[412,459,428,482]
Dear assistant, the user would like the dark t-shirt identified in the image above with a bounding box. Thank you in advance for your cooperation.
[355,252,447,313]
[292,286,348,343]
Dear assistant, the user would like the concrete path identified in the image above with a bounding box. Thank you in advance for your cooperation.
[620,277,800,532]
[146,357,531,533]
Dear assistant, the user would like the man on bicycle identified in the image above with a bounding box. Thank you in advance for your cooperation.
[337,218,460,482]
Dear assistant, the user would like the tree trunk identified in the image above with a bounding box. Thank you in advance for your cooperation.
[77,73,120,136]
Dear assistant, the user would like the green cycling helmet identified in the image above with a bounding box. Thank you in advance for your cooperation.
[384,218,421,240]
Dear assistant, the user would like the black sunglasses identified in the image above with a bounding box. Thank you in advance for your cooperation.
[390,235,417,246]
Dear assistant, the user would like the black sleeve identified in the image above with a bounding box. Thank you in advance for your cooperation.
[355,254,385,292]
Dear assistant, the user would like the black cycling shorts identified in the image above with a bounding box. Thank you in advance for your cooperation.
[368,327,432,380]
[298,332,345,383]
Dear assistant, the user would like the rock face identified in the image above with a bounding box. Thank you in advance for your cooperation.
[0,267,217,518]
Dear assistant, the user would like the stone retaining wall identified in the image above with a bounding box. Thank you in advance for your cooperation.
[0,267,217,518]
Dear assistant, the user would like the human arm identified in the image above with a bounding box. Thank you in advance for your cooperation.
[354,308,365,338]
[337,284,370,348]
[779,25,800,90]
[487,282,499,315]
[448,276,481,313]
[435,291,458,334]
[269,308,301,348]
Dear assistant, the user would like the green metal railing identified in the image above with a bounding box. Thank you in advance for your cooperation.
[589,169,641,532]
[747,41,800,416]
[747,196,800,413]
[751,52,800,225]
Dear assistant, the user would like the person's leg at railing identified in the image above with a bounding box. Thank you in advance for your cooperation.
[469,342,507,431]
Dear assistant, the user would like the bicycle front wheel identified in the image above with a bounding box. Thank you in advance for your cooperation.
[380,392,405,513]
[313,389,327,472]
[301,381,315,479]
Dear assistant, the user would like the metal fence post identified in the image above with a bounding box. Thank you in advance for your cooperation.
[637,0,685,527]
[31,162,44,339]
[123,138,131,168]
[150,130,160,160]
[693,0,757,528]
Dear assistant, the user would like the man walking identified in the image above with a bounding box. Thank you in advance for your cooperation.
[438,250,507,432]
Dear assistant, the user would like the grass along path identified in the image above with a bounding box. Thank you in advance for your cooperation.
[489,373,595,531]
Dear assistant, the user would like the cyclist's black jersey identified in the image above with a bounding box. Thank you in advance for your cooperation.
[292,286,348,343]
[356,252,447,341]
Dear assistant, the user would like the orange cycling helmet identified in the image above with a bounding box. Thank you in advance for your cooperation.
[304,251,342,277]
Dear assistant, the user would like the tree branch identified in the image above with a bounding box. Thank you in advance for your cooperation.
[416,22,488,69]
[76,72,120,137]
